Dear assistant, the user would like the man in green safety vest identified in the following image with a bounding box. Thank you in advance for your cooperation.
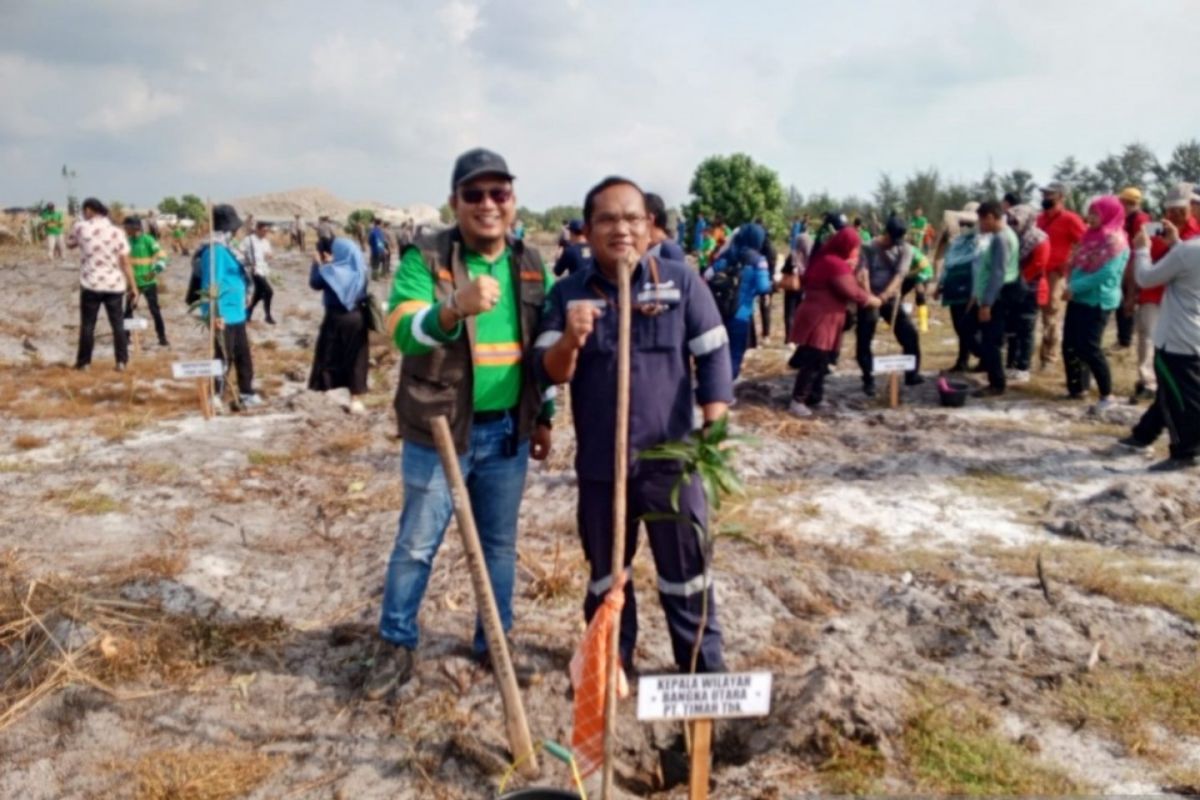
[124,216,170,346]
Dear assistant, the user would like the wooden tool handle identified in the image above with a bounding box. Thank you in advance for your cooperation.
[429,416,539,779]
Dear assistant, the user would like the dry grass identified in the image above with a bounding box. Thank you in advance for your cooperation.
[1058,664,1200,759]
[12,434,46,450]
[318,429,372,456]
[246,450,297,468]
[816,738,886,794]
[0,358,198,426]
[947,467,1051,512]
[982,541,1200,624]
[900,685,1082,794]
[0,460,31,473]
[128,748,281,800]
[0,552,288,734]
[42,485,126,515]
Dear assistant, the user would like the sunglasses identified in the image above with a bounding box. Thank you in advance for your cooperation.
[458,187,513,205]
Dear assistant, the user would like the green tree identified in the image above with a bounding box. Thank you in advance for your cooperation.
[1094,142,1159,194]
[539,204,584,230]
[438,202,454,224]
[1001,169,1036,203]
[784,185,805,219]
[157,194,207,223]
[873,173,903,220]
[687,153,787,241]
[1051,157,1101,210]
[904,168,942,218]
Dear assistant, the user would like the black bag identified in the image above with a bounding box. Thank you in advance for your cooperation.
[708,260,744,320]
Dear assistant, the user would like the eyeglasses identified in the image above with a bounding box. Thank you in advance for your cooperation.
[591,213,647,229]
[458,187,513,205]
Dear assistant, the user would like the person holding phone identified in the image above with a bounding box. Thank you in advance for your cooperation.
[1128,184,1200,404]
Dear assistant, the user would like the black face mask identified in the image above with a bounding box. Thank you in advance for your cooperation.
[1041,198,1056,211]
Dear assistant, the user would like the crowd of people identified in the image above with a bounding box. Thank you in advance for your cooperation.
[50,146,1200,698]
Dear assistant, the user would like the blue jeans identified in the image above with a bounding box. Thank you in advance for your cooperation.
[379,417,530,654]
[726,317,750,380]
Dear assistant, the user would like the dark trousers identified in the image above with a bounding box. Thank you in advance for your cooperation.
[1115,286,1134,347]
[856,297,920,386]
[1004,284,1038,372]
[1062,302,1112,397]
[247,274,274,321]
[214,322,254,397]
[1131,349,1200,461]
[578,472,724,673]
[783,290,802,342]
[76,289,128,368]
[790,346,833,406]
[757,293,773,339]
[970,293,1009,390]
[125,284,167,344]
[949,303,980,368]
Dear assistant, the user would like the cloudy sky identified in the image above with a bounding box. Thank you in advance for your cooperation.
[3,0,1198,212]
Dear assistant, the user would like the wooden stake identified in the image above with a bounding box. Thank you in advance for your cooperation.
[195,377,212,419]
[601,251,635,800]
[205,199,218,415]
[688,719,713,800]
[429,415,539,779]
[888,372,901,409]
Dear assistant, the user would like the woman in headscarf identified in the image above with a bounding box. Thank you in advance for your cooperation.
[932,204,988,372]
[1061,195,1129,409]
[786,227,881,416]
[1003,204,1050,382]
[308,233,370,412]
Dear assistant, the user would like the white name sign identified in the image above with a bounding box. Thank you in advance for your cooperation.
[172,359,224,379]
[637,671,772,722]
[873,354,917,374]
[123,318,149,331]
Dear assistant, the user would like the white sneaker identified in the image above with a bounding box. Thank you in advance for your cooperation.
[348,399,366,415]
[1089,396,1115,415]
[788,400,813,418]
[240,393,264,409]
[1010,370,1031,385]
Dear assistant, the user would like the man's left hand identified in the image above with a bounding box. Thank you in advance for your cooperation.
[530,424,552,461]
[979,305,991,323]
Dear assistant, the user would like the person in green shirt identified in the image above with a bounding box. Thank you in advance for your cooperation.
[368,148,553,698]
[41,203,65,260]
[123,216,170,346]
[908,207,931,254]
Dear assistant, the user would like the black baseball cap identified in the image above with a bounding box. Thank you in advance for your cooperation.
[451,148,515,190]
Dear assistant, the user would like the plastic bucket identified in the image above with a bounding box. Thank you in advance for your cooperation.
[937,380,970,408]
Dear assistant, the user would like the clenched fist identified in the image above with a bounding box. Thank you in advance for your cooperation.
[564,303,602,349]
[454,275,501,317]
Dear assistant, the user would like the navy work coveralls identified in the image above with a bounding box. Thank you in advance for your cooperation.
[533,255,734,673]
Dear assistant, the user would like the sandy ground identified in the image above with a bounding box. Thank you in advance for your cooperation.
[1,242,1198,799]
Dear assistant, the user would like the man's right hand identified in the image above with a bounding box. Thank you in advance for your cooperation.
[564,303,602,349]
[453,275,501,317]
[866,295,883,309]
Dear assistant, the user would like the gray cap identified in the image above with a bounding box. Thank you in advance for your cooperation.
[1040,181,1068,196]
[451,148,514,190]
[1164,182,1195,209]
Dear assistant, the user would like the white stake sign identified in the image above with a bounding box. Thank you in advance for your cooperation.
[637,671,773,722]
[172,359,224,379]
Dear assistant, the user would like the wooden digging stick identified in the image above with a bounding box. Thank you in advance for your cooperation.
[689,718,713,799]
[203,198,218,417]
[601,250,635,800]
[429,415,539,780]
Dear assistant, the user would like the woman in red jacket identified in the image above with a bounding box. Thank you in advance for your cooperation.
[787,227,881,416]
[1004,204,1050,383]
